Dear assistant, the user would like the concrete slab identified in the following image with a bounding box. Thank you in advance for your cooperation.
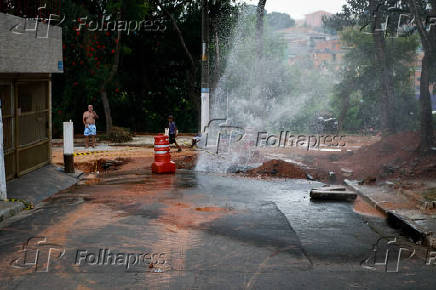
[310,189,357,200]
[345,179,436,248]
[0,201,24,223]
[6,165,79,205]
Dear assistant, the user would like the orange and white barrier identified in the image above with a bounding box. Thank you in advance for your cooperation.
[151,134,176,174]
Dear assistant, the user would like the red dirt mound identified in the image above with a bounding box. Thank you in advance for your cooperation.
[246,159,307,179]
[305,131,436,183]
[174,154,198,169]
[336,131,436,181]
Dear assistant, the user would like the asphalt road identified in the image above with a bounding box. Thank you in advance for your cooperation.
[0,169,435,289]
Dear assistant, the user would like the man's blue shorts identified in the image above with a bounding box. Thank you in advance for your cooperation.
[84,124,97,136]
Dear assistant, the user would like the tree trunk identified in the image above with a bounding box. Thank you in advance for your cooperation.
[374,31,396,134]
[256,0,267,58]
[100,90,113,135]
[166,11,196,70]
[406,0,434,152]
[369,0,395,135]
[419,53,434,151]
[100,29,121,134]
[338,93,350,132]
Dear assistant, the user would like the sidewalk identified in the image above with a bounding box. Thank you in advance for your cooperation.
[111,135,193,147]
[0,201,24,223]
[0,165,81,225]
[52,134,194,148]
[345,179,436,248]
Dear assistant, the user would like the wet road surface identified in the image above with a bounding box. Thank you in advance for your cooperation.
[0,169,435,289]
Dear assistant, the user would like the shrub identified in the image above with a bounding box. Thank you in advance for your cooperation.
[99,126,133,143]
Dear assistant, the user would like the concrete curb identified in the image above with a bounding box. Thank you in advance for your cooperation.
[1,165,82,226]
[344,179,386,213]
[386,210,429,246]
[0,201,25,223]
[344,179,435,248]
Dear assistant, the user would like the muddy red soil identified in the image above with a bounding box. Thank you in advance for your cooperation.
[51,146,198,174]
[245,159,307,179]
[259,132,436,184]
[315,131,436,183]
[51,131,435,185]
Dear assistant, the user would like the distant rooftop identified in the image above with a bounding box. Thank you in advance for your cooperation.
[304,10,333,17]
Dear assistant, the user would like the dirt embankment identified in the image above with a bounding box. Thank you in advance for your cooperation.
[245,159,308,179]
[51,145,198,174]
[299,131,436,183]
[51,131,435,185]
[243,131,436,184]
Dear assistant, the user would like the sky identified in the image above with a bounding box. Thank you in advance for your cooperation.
[240,0,347,20]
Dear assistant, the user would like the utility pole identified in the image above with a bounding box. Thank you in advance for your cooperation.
[200,0,210,133]
[0,100,7,200]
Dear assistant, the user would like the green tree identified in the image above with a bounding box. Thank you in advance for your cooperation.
[266,12,295,30]
[324,0,423,134]
[404,0,435,152]
[331,27,419,132]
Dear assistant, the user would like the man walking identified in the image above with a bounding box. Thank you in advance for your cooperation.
[168,115,182,152]
[83,105,99,148]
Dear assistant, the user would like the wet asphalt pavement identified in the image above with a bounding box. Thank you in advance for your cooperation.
[0,169,435,289]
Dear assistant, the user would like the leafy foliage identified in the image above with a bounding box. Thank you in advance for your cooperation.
[99,126,133,143]
[53,0,240,137]
[331,27,419,132]
[266,12,295,30]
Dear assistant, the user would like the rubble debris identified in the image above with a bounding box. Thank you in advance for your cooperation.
[226,164,250,174]
[174,154,198,169]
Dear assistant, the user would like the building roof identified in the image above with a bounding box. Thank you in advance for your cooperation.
[304,10,333,17]
[0,12,63,73]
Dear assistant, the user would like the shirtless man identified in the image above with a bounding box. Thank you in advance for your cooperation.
[83,105,99,148]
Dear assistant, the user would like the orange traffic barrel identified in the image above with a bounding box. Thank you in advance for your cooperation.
[152,134,176,173]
